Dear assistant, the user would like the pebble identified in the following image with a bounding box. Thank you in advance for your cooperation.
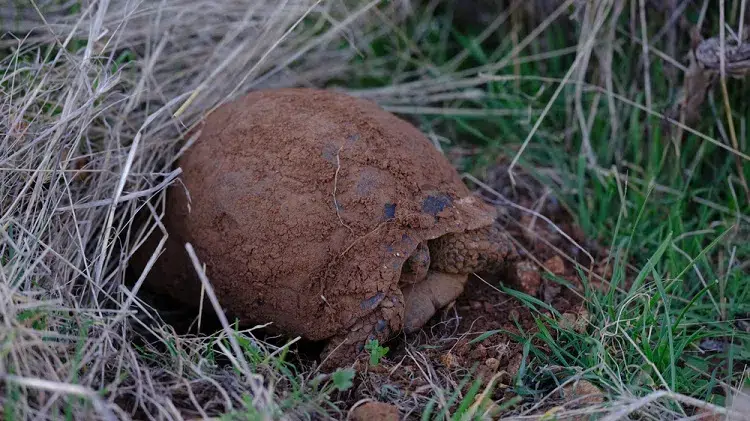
[544,255,566,275]
[484,357,500,371]
[561,379,604,406]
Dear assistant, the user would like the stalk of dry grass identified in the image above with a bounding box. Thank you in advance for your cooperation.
[0,1,405,419]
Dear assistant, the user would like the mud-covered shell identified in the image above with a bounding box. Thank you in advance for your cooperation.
[148,88,497,341]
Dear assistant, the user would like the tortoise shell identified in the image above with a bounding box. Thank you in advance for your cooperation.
[147,88,497,345]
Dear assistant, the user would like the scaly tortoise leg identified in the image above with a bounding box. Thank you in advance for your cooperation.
[428,225,516,274]
[319,290,404,371]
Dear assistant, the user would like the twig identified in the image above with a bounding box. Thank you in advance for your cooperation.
[600,390,744,421]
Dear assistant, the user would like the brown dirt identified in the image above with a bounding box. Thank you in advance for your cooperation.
[134,88,506,368]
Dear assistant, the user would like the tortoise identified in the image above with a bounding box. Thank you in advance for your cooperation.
[142,88,517,369]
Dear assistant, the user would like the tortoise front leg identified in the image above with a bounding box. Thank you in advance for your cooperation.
[428,225,515,274]
[319,290,404,371]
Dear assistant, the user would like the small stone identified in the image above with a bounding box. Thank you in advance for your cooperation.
[544,255,565,275]
[470,301,482,310]
[512,260,541,296]
[350,402,400,421]
[484,357,500,371]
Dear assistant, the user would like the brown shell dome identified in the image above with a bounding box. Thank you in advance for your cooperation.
[142,88,496,343]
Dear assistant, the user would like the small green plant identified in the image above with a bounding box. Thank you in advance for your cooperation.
[364,339,389,366]
[331,368,355,391]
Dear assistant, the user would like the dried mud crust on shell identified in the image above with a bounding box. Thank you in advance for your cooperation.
[145,88,498,345]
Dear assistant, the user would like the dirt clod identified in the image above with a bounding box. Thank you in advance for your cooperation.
[350,401,400,421]
[510,260,541,296]
[544,255,566,275]
[484,357,500,372]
